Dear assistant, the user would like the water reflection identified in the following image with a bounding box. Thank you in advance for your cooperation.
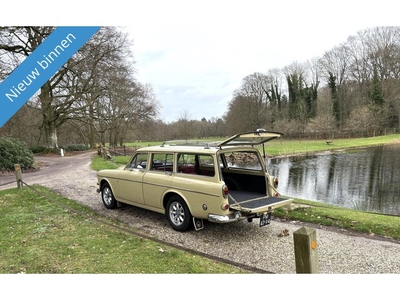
[267,144,400,215]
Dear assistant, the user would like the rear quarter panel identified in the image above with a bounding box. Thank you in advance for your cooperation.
[170,173,228,219]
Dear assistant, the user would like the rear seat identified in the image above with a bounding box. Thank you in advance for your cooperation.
[178,165,196,174]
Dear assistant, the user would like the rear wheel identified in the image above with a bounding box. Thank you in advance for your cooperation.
[101,182,118,209]
[166,195,192,231]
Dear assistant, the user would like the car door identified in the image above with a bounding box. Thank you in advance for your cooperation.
[118,152,148,204]
[142,152,174,209]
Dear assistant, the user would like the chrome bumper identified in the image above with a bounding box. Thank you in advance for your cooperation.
[208,211,244,223]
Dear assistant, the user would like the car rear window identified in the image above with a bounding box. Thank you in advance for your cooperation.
[220,151,262,170]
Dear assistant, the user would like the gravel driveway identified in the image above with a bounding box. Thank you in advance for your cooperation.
[1,151,400,274]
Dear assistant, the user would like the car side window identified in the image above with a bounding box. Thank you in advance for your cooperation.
[150,153,174,172]
[177,153,215,177]
[125,153,148,170]
[177,154,196,174]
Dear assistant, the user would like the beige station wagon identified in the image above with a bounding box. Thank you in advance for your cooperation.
[96,129,293,231]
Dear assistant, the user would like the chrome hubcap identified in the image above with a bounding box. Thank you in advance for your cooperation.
[169,201,185,226]
[103,187,112,205]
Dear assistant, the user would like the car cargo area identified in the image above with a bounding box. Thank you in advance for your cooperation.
[222,170,291,212]
[222,171,266,194]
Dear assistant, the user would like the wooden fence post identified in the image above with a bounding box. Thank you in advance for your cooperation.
[293,226,319,273]
[14,164,23,189]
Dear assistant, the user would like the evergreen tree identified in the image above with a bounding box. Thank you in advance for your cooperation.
[370,66,384,106]
[328,72,340,128]
[287,73,301,120]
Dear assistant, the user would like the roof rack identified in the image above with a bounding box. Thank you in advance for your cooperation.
[161,140,221,149]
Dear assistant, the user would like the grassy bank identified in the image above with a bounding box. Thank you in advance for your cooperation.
[273,199,400,240]
[91,155,127,171]
[263,133,400,157]
[0,186,246,274]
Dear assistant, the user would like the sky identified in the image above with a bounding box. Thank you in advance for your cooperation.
[3,0,399,123]
[123,1,399,122]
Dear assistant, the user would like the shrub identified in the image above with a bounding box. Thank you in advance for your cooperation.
[0,137,35,171]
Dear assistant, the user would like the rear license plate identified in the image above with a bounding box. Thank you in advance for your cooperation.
[259,213,271,227]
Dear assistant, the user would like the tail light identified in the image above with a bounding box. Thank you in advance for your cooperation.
[222,184,229,197]
[221,203,230,210]
[274,177,279,188]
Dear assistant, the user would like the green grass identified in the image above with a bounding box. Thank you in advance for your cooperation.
[261,133,400,156]
[0,186,246,274]
[91,155,127,170]
[274,199,400,240]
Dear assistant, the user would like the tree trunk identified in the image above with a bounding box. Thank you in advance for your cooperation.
[88,104,96,149]
[100,131,105,146]
[40,82,59,149]
[109,130,113,148]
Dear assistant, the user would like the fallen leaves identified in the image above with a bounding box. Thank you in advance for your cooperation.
[278,229,290,237]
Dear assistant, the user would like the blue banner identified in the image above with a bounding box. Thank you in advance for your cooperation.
[0,26,101,127]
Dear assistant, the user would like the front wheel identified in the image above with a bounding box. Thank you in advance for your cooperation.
[166,195,192,232]
[101,182,118,209]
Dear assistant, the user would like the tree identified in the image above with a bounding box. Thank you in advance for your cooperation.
[346,105,379,136]
[307,114,336,139]
[0,27,160,148]
[1,26,57,147]
[370,65,384,106]
[238,72,271,127]
[174,109,194,140]
[327,72,340,128]
[224,94,261,135]
[284,62,319,125]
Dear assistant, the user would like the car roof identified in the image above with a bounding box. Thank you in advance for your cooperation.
[137,144,218,154]
[136,144,258,154]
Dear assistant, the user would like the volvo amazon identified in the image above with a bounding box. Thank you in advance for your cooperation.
[96,129,293,231]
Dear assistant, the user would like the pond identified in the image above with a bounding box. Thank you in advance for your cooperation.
[267,144,400,216]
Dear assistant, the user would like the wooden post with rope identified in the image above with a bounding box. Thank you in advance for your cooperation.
[14,164,23,189]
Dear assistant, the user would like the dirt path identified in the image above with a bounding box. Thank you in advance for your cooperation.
[0,151,105,213]
[1,151,400,274]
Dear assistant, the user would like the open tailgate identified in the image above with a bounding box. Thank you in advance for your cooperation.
[228,190,293,213]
